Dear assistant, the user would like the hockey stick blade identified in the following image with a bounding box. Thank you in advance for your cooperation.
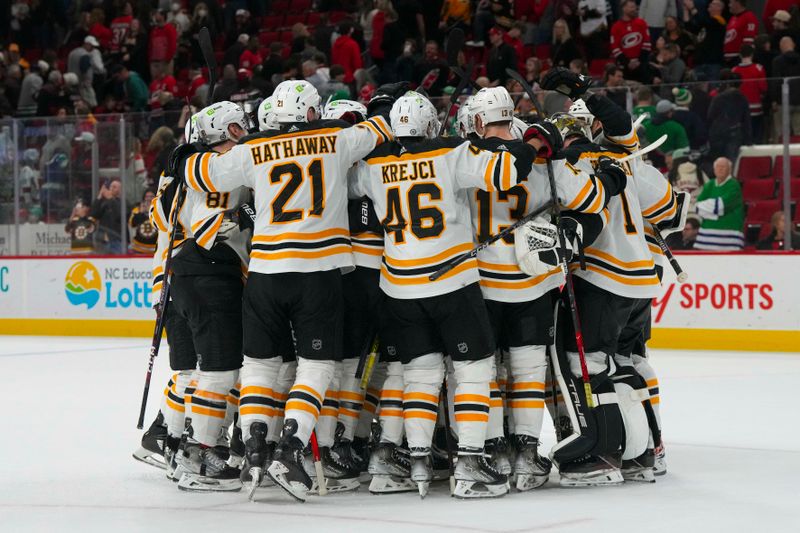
[310,432,327,496]
[429,201,553,281]
[198,27,218,106]
[618,135,668,163]
[452,66,482,90]
[505,68,544,118]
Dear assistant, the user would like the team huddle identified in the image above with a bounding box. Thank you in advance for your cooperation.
[132,67,689,502]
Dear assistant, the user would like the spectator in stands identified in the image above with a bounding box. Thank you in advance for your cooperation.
[639,0,676,42]
[121,18,149,80]
[67,36,105,108]
[17,61,48,117]
[552,18,582,69]
[189,4,219,60]
[128,189,158,255]
[671,87,708,149]
[370,0,395,76]
[291,23,312,55]
[763,0,797,32]
[505,22,527,72]
[569,58,586,75]
[148,64,177,108]
[88,8,113,50]
[487,27,516,86]
[320,64,352,102]
[669,147,708,214]
[754,34,776,79]
[708,71,752,161]
[148,8,178,79]
[216,64,242,101]
[611,0,652,83]
[770,36,800,141]
[37,70,70,117]
[240,37,263,71]
[769,10,798,52]
[186,64,208,101]
[694,157,745,250]
[668,217,700,249]
[303,59,326,90]
[440,0,472,35]
[168,3,192,36]
[578,0,609,61]
[683,0,726,81]
[225,9,258,50]
[644,100,690,154]
[633,86,657,120]
[261,43,286,82]
[223,33,249,70]
[111,64,149,112]
[653,43,685,95]
[414,41,449,96]
[4,64,23,114]
[146,127,177,187]
[65,199,97,254]
[724,0,758,67]
[313,13,335,60]
[332,22,363,86]
[603,64,629,110]
[91,178,124,254]
[111,3,135,55]
[524,56,542,86]
[5,43,29,71]
[732,44,768,143]
[757,210,800,250]
[663,16,695,63]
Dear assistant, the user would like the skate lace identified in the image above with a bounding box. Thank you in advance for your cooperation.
[203,448,230,471]
[479,454,503,476]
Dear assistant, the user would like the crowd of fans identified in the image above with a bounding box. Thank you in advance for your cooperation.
[2,0,800,252]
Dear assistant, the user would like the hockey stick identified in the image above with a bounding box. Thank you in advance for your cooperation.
[652,226,687,282]
[452,66,482,91]
[309,430,328,495]
[198,27,218,106]
[618,134,667,163]
[429,201,554,281]
[358,335,380,390]
[505,68,594,407]
[439,374,457,495]
[439,28,474,136]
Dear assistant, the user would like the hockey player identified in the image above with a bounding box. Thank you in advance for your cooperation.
[464,86,626,490]
[540,67,686,486]
[154,102,254,492]
[170,79,400,502]
[349,90,558,499]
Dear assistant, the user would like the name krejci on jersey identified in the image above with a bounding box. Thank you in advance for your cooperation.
[381,159,437,184]
[249,135,338,165]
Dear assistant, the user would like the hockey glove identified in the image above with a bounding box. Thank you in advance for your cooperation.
[595,156,627,196]
[167,142,206,183]
[238,202,257,232]
[367,81,411,116]
[540,67,592,99]
[515,217,583,277]
[656,191,690,236]
[523,119,564,158]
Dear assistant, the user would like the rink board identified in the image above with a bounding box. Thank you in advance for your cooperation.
[0,253,798,351]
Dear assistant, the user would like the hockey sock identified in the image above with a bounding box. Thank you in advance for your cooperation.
[267,361,296,443]
[190,370,237,447]
[162,371,193,438]
[239,355,282,444]
[354,362,385,439]
[337,357,365,441]
[284,357,335,445]
[497,353,512,435]
[486,354,505,440]
[508,345,547,439]
[403,352,445,449]
[453,357,492,450]
[378,361,404,445]
[315,363,341,448]
[223,377,240,435]
[632,353,661,430]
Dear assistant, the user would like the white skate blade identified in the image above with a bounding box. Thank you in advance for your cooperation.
[559,469,624,487]
[228,454,244,469]
[267,461,309,502]
[132,448,166,470]
[654,457,667,476]
[177,472,243,492]
[247,467,263,500]
[316,477,360,494]
[358,471,371,483]
[167,463,186,482]
[416,481,430,499]
[369,475,417,494]
[515,473,549,491]
[452,479,509,499]
[622,467,656,483]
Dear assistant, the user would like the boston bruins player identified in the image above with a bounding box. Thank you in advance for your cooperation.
[464,86,626,491]
[349,91,551,499]
[171,79,398,502]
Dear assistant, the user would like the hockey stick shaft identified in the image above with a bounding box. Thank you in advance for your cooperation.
[440,59,475,136]
[429,201,554,281]
[198,27,218,106]
[309,430,328,495]
[652,225,687,282]
[439,374,456,494]
[357,334,380,389]
[618,134,667,163]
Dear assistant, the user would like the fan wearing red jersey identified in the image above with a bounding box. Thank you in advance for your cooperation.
[724,0,758,66]
[610,1,652,83]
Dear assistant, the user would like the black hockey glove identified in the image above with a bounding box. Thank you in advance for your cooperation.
[595,156,627,196]
[367,81,411,117]
[167,142,206,182]
[540,67,592,99]
[238,202,257,232]
[523,119,564,158]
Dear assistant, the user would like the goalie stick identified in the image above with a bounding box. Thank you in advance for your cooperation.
[505,67,595,407]
[198,27,218,106]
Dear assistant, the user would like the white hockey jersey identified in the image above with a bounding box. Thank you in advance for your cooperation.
[350,137,527,299]
[181,117,393,275]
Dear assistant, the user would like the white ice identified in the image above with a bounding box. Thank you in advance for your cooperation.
[2,336,799,533]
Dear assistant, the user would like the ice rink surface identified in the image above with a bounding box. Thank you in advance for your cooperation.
[2,336,799,533]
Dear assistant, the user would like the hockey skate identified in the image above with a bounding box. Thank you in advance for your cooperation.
[176,442,243,492]
[558,454,624,487]
[368,443,416,494]
[654,444,667,476]
[267,420,313,502]
[352,436,372,483]
[485,437,513,476]
[452,449,509,499]
[228,424,245,469]
[240,422,271,500]
[622,449,656,483]
[132,411,168,470]
[164,435,183,482]
[318,446,360,493]
[514,435,552,491]
[409,448,434,499]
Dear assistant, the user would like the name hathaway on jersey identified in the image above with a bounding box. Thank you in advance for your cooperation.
[249,135,338,165]
[381,160,437,184]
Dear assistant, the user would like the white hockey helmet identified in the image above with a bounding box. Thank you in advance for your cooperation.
[567,98,596,138]
[456,96,475,138]
[272,80,321,123]
[184,112,202,143]
[470,87,514,134]
[197,101,250,145]
[389,91,440,139]
[322,99,367,121]
[510,116,529,141]
[257,96,279,132]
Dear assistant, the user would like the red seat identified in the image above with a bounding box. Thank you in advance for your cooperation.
[284,14,305,27]
[777,178,800,200]
[292,0,312,13]
[589,58,612,78]
[737,156,772,180]
[742,179,776,201]
[535,44,552,61]
[306,12,322,26]
[747,199,781,224]
[329,11,348,24]
[771,155,800,178]
[280,31,293,45]
[271,1,290,13]
[262,15,283,30]
[259,31,280,46]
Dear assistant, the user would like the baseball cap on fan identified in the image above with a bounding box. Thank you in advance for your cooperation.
[772,10,791,23]
[84,35,100,48]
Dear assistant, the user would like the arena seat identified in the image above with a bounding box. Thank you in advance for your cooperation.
[737,155,772,180]
[777,178,800,200]
[771,155,800,178]
[742,179,776,201]
[746,199,781,224]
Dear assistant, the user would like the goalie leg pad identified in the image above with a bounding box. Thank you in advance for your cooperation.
[452,356,492,449]
[402,352,445,450]
[612,367,650,461]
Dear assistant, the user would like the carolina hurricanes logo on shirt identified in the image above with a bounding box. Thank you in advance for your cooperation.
[725,29,737,44]
[622,32,643,49]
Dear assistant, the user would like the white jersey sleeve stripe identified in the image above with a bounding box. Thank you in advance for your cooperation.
[194,213,224,249]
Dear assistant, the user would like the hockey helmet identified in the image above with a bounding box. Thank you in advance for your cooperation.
[272,80,322,124]
[389,91,440,139]
[197,101,250,145]
[322,99,367,122]
[257,96,280,132]
[184,112,202,143]
[470,87,514,134]
[456,96,475,138]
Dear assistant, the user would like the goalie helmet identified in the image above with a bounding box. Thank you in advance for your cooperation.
[197,101,250,145]
[456,96,475,138]
[184,112,202,143]
[390,91,439,139]
[257,96,279,132]
[550,112,590,141]
[566,98,597,139]
[322,99,367,122]
[272,80,321,123]
[470,87,514,133]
